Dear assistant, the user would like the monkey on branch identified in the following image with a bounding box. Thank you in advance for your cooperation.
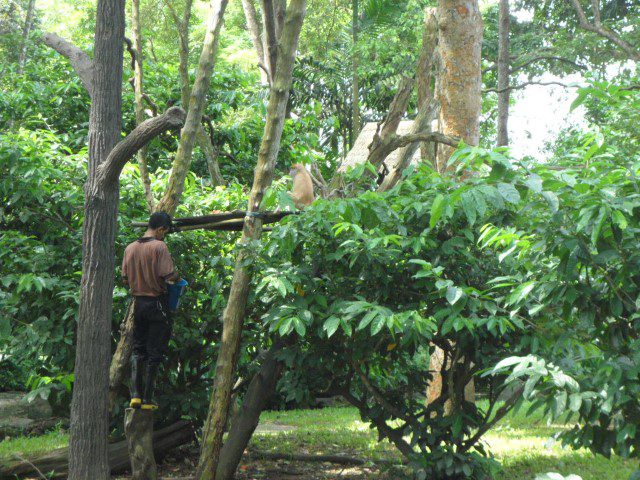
[289,163,315,209]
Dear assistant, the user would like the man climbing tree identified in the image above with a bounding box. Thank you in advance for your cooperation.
[121,212,180,410]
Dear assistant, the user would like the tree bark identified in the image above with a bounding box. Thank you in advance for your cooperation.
[195,2,307,478]
[68,2,126,478]
[109,303,136,411]
[215,342,283,479]
[132,0,155,210]
[351,0,361,144]
[435,0,483,171]
[261,0,278,83]
[156,0,229,215]
[17,0,36,74]
[417,8,438,163]
[125,409,158,480]
[496,0,510,147]
[241,0,269,83]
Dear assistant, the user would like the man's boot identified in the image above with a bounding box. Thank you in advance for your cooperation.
[130,356,145,409]
[141,363,160,410]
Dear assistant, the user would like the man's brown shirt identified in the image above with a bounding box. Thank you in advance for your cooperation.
[122,237,175,297]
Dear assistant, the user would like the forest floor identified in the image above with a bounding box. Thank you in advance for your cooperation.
[1,404,636,479]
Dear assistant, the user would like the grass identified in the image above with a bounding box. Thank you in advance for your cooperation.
[1,404,637,479]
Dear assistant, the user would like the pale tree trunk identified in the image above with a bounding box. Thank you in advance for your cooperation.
[261,0,278,83]
[417,7,438,164]
[17,0,36,74]
[496,0,510,147]
[168,0,225,187]
[132,0,155,211]
[156,0,229,215]
[68,1,126,477]
[195,2,307,478]
[351,0,361,144]
[241,0,269,83]
[377,8,438,192]
[435,0,482,172]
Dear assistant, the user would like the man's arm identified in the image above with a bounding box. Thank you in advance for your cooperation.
[158,243,180,283]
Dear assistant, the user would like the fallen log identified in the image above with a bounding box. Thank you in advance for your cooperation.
[0,420,194,479]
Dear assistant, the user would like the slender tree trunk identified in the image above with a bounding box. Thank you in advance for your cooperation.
[17,0,36,74]
[215,342,284,479]
[156,0,229,215]
[435,0,483,171]
[132,0,155,211]
[351,0,361,145]
[417,7,437,164]
[497,0,510,147]
[195,2,307,478]
[68,1,126,478]
[261,0,278,83]
[241,0,269,83]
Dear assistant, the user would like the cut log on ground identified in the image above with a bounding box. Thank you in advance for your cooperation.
[247,450,403,466]
[0,420,194,479]
[125,408,157,480]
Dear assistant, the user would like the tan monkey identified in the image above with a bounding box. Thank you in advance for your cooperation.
[289,163,315,209]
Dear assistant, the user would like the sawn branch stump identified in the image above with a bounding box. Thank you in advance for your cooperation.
[125,408,158,480]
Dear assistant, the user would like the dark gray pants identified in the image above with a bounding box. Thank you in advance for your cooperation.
[132,295,172,367]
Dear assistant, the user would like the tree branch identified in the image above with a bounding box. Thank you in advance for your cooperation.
[484,81,576,94]
[41,32,93,96]
[569,0,640,61]
[98,107,186,186]
[484,55,587,74]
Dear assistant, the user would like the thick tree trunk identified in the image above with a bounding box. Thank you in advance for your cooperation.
[435,0,482,171]
[68,1,126,477]
[156,0,229,215]
[241,0,269,83]
[132,0,155,210]
[215,342,283,479]
[195,3,307,479]
[351,0,361,144]
[17,0,36,74]
[496,0,510,147]
[125,409,158,480]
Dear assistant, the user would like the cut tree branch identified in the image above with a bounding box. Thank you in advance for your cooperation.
[41,32,94,96]
[99,107,186,185]
[569,0,640,61]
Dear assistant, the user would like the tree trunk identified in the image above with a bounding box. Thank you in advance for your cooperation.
[496,0,510,147]
[109,302,135,411]
[125,409,158,480]
[17,0,36,74]
[351,0,361,145]
[417,7,438,164]
[435,0,483,172]
[261,0,278,84]
[195,2,307,479]
[215,342,284,479]
[68,1,126,478]
[156,0,229,215]
[241,0,269,83]
[132,0,155,211]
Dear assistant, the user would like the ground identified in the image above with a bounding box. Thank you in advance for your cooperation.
[1,403,636,479]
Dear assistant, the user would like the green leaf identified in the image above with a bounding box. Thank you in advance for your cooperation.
[430,194,445,228]
[461,192,477,225]
[370,314,386,335]
[541,191,559,212]
[569,393,582,412]
[323,316,340,338]
[497,183,521,204]
[590,206,607,245]
[525,174,543,193]
[446,286,464,305]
